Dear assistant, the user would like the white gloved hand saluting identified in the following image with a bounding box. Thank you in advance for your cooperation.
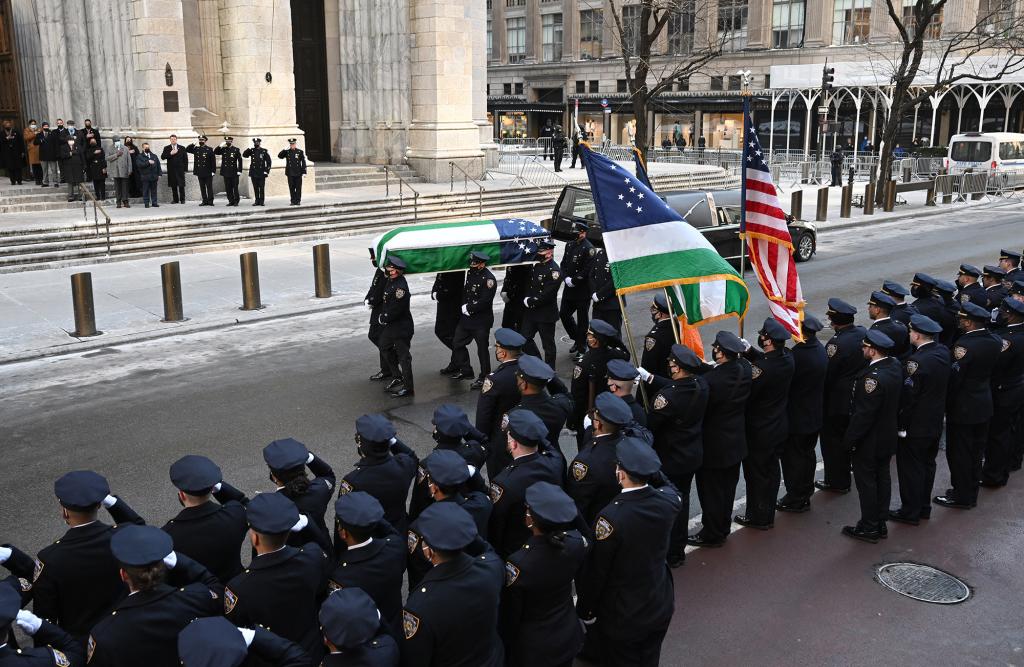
[16,610,43,636]
[523,297,530,307]
[163,551,178,569]
[306,452,315,465]
[582,415,592,430]
[636,367,653,383]
[238,627,256,647]
[740,338,752,352]
[462,305,470,316]
[102,495,118,508]
[0,547,11,564]
[591,293,599,303]
[564,277,574,288]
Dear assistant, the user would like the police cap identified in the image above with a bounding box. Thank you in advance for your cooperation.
[178,616,248,667]
[246,492,301,535]
[1011,279,1024,296]
[1002,296,1024,316]
[912,273,937,288]
[570,220,588,233]
[959,301,992,321]
[760,317,791,341]
[494,327,527,350]
[958,264,981,277]
[198,135,208,141]
[934,279,957,296]
[252,138,262,144]
[589,319,617,338]
[356,414,396,444]
[652,293,670,313]
[1000,249,1021,263]
[469,250,489,263]
[422,449,472,487]
[288,138,297,144]
[412,502,477,551]
[862,329,895,352]
[606,358,639,381]
[334,491,385,529]
[668,343,703,371]
[536,238,556,250]
[908,314,942,335]
[714,330,746,354]
[516,355,555,384]
[984,264,1006,278]
[432,404,471,438]
[868,290,896,309]
[110,525,174,566]
[827,297,857,316]
[262,438,309,471]
[506,409,548,448]
[616,437,661,477]
[169,455,221,495]
[54,470,110,510]
[524,481,577,525]
[594,392,633,426]
[802,315,824,333]
[881,280,909,298]
[319,588,380,649]
[385,255,407,270]
[0,584,21,628]
[225,137,234,142]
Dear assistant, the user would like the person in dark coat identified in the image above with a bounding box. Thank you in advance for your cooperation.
[558,222,594,356]
[500,264,532,331]
[881,279,915,325]
[566,392,631,529]
[432,270,465,374]
[123,136,142,197]
[278,138,307,205]
[1,119,26,185]
[80,119,102,147]
[499,482,587,667]
[841,330,903,543]
[552,125,567,172]
[379,256,415,397]
[512,355,572,467]
[955,264,985,306]
[319,588,400,666]
[134,142,162,208]
[476,328,527,478]
[520,239,562,366]
[449,251,497,387]
[868,290,910,359]
[59,129,86,201]
[778,316,828,512]
[641,294,676,379]
[606,358,647,427]
[588,247,622,334]
[34,121,61,187]
[242,138,272,206]
[214,137,243,206]
[569,319,629,436]
[829,146,844,186]
[910,273,955,346]
[981,298,1024,487]
[160,134,189,204]
[84,137,107,200]
[185,135,215,205]
[263,438,335,555]
[0,584,84,667]
[365,257,390,382]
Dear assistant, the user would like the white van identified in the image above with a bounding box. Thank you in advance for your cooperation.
[946,132,1024,172]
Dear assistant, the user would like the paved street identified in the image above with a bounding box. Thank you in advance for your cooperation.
[3,202,1024,663]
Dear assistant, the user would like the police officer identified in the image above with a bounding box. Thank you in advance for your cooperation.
[841,330,903,543]
[935,301,1002,509]
[587,247,622,334]
[689,331,751,548]
[330,492,406,637]
[476,328,528,477]
[500,264,532,331]
[999,249,1022,286]
[520,238,562,366]
[638,344,709,566]
[185,135,215,205]
[606,358,646,426]
[642,294,676,378]
[570,319,629,435]
[214,137,243,206]
[512,355,572,465]
[955,264,984,305]
[499,482,587,667]
[980,298,1024,487]
[576,438,681,666]
[242,138,272,206]
[488,409,565,558]
[224,493,330,661]
[934,279,961,332]
[567,392,633,528]
[319,588,399,666]
[366,256,390,382]
[160,134,188,204]
[0,585,81,666]
[981,265,1008,312]
[817,298,867,494]
[378,256,415,397]
[177,615,309,666]
[161,455,249,583]
[87,525,223,666]
[263,438,335,554]
[829,146,844,186]
[911,273,954,345]
[33,471,144,642]
[736,318,795,530]
[778,316,828,512]
[881,280,915,325]
[891,315,949,524]
[410,406,488,524]
[278,138,307,205]
[340,414,418,537]
[558,222,594,356]
[432,270,464,375]
[868,290,910,359]
[402,503,504,666]
[450,251,497,387]
[552,124,567,172]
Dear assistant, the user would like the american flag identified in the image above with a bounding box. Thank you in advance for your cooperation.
[742,106,804,339]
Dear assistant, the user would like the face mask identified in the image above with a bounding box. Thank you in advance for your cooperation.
[30,124,37,130]
[115,140,122,149]
[910,285,923,299]
[67,140,74,146]
[757,335,770,349]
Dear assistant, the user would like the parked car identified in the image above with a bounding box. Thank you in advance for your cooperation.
[543,186,817,265]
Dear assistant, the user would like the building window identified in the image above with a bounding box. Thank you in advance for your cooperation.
[677,76,690,92]
[718,0,748,51]
[617,79,629,93]
[506,16,526,63]
[763,74,770,88]
[503,82,512,95]
[515,82,524,95]
[980,0,1014,36]
[621,4,642,54]
[833,0,871,45]
[710,76,724,91]
[576,80,587,94]
[901,0,942,39]
[506,0,525,6]
[667,1,696,54]
[772,1,805,48]
[580,8,604,59]
[542,13,564,61]
[589,80,599,93]
[728,75,741,90]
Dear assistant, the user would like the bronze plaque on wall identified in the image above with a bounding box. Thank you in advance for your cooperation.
[163,91,179,113]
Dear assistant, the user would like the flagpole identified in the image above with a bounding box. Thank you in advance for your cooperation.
[738,93,751,340]
[617,293,650,412]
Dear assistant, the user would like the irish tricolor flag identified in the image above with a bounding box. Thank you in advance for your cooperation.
[580,145,748,326]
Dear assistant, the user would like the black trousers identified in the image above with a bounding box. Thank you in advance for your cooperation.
[593,308,623,336]
[287,173,303,203]
[781,432,819,503]
[554,147,564,171]
[167,168,185,202]
[251,177,266,204]
[31,163,43,184]
[434,303,459,352]
[831,165,842,186]
[223,175,239,204]
[5,163,22,184]
[587,625,668,667]
[852,448,892,532]
[665,469,695,556]
[380,328,414,390]
[559,295,589,350]
[820,414,852,489]
[451,321,491,377]
[982,408,1017,486]
[896,436,939,519]
[946,421,988,505]
[742,441,783,525]
[520,313,556,366]
[198,175,214,204]
[501,300,524,331]
[570,145,581,168]
[114,177,131,203]
[695,464,740,542]
[92,178,106,200]
[368,312,388,375]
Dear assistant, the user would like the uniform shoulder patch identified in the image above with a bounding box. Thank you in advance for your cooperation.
[751,365,763,380]
[224,587,238,614]
[403,610,421,639]
[328,579,343,593]
[864,377,878,394]
[1002,339,1011,352]
[826,343,838,358]
[395,288,406,299]
[645,335,656,351]
[339,480,353,495]
[33,558,44,582]
[481,377,493,393]
[573,365,583,379]
[653,394,668,411]
[954,345,967,360]
[17,577,31,593]
[52,648,71,667]
[595,516,614,541]
[87,636,96,664]
[571,460,589,481]
[407,530,419,554]
[500,412,509,431]
[906,360,918,376]
[487,279,495,289]
[504,561,520,586]
[489,481,504,504]
[960,293,970,303]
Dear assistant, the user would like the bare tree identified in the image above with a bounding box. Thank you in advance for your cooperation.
[603,0,724,159]
[865,0,1024,203]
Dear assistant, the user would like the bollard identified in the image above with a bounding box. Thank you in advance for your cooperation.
[815,187,829,222]
[160,261,186,322]
[840,185,852,218]
[884,180,896,212]
[926,184,936,206]
[239,251,263,311]
[313,243,332,298]
[70,272,101,337]
[864,182,875,215]
[790,190,803,220]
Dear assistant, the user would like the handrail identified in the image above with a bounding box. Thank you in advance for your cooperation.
[382,166,421,223]
[79,184,112,256]
[449,161,485,217]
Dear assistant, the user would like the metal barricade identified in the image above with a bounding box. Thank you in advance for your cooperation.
[931,174,960,204]
[958,172,991,201]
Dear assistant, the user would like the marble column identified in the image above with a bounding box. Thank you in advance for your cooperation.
[492,0,506,65]
[562,0,579,62]
[803,0,834,47]
[406,0,484,181]
[469,0,494,153]
[746,0,769,49]
[525,0,540,64]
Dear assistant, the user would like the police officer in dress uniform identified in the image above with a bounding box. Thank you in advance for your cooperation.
[263,438,335,555]
[432,270,465,375]
[488,410,566,558]
[934,280,961,332]
[160,134,188,204]
[736,318,795,531]
[378,256,415,397]
[223,493,330,662]
[33,471,144,643]
[980,298,1024,487]
[882,280,915,326]
[242,138,272,206]
[890,315,950,524]
[638,344,709,566]
[520,239,562,366]
[588,247,622,334]
[641,294,676,379]
[500,265,532,332]
[558,222,594,356]
[817,298,867,494]
[935,301,1002,509]
[86,525,223,666]
[449,252,497,387]
[570,319,630,436]
[330,492,406,638]
[161,455,249,584]
[185,135,216,205]
[319,589,400,667]
[841,330,903,543]
[911,273,954,346]
[366,256,391,382]
[278,138,307,205]
[981,265,1009,311]
[567,392,633,529]
[213,137,242,206]
[476,329,527,478]
[402,503,504,667]
[778,316,828,513]
[955,264,985,305]
[576,438,681,667]
[689,332,752,548]
[0,584,81,667]
[868,290,910,359]
[177,615,309,667]
[499,482,587,667]
[999,249,1022,287]
[409,406,489,526]
[606,358,647,427]
[512,356,572,466]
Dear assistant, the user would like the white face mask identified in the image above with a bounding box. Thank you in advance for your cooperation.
[30,124,37,130]
[115,141,122,149]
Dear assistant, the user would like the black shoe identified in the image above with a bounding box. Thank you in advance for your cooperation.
[385,378,404,391]
[887,510,920,526]
[448,370,475,380]
[734,515,773,530]
[172,199,179,204]
[438,366,456,375]
[841,525,880,544]
[686,534,725,548]
[814,481,850,494]
[152,203,159,207]
[933,495,974,509]
[776,499,811,513]
[390,388,414,398]
[667,551,685,568]
[144,203,150,208]
[470,378,485,390]
[878,525,888,539]
[369,371,391,382]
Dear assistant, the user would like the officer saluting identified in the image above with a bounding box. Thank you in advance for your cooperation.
[558,221,594,356]
[213,137,243,206]
[475,328,527,478]
[177,615,308,666]
[242,138,272,206]
[185,135,216,206]
[818,298,867,494]
[642,294,676,378]
[319,588,400,666]
[587,247,622,334]
[278,138,307,205]
[911,273,954,345]
[263,438,335,555]
[449,251,497,388]
[0,585,81,666]
[606,358,647,427]
[567,392,634,528]
[980,298,1024,487]
[520,238,562,366]
[340,415,418,537]
[378,256,415,398]
[981,265,1008,310]
[409,409,489,528]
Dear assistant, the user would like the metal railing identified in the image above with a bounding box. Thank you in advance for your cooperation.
[449,161,486,217]
[79,184,111,256]
[383,165,421,223]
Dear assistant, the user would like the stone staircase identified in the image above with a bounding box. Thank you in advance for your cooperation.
[0,169,738,271]
[314,162,423,191]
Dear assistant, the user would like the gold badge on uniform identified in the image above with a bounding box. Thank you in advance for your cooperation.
[52,649,71,667]
[826,343,838,358]
[403,610,421,639]
[396,288,405,299]
[489,482,504,504]
[487,279,495,289]
[504,561,520,586]
[645,336,656,351]
[573,365,583,379]
[864,377,878,394]
[224,588,238,614]
[407,531,419,554]
[1002,339,1011,352]
[954,346,967,360]
[751,365,763,380]
[653,394,668,411]
[571,460,589,481]
[481,378,493,393]
[339,480,353,495]
[595,517,614,541]
[87,636,96,664]
[906,361,919,375]
[960,294,969,303]
[589,247,596,256]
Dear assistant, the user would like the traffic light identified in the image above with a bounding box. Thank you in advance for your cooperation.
[822,66,835,91]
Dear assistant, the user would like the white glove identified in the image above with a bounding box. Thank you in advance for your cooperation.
[467,465,477,478]
[102,495,118,508]
[636,367,653,383]
[238,627,256,647]
[462,305,470,316]
[15,610,42,635]
[582,415,592,430]
[740,338,752,352]
[591,293,599,303]
[291,514,309,533]
[213,482,222,493]
[0,547,10,564]
[898,430,907,438]
[523,297,530,307]
[501,293,509,303]
[564,277,574,288]
[581,617,597,626]
[306,452,315,465]
[389,437,397,446]
[163,551,178,569]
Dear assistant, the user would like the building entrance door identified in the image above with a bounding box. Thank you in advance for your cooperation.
[0,0,22,128]
[290,0,330,161]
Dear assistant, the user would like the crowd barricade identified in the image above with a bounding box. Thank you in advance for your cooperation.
[958,172,991,201]
[931,174,960,204]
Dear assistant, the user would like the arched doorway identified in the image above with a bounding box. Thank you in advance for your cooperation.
[291,0,330,161]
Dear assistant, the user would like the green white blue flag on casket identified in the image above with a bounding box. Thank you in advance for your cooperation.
[372,218,549,274]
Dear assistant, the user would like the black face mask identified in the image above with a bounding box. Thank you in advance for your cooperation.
[757,335,770,349]
[910,284,924,299]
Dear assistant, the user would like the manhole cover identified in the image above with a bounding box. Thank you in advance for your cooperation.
[876,563,970,604]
